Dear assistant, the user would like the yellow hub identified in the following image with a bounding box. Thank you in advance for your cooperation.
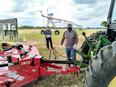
[109,77,116,87]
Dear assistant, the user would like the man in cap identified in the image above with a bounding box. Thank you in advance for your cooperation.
[60,24,78,62]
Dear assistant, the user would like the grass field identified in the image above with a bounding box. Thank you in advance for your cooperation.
[18,29,103,87]
[18,29,102,59]
[0,29,115,87]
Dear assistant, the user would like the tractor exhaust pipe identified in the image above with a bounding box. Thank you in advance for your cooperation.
[82,32,89,42]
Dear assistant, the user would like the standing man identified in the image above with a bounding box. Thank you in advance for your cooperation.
[60,24,78,61]
[44,26,53,49]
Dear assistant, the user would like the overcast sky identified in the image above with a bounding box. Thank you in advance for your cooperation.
[0,0,111,27]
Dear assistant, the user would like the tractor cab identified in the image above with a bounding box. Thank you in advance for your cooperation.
[107,0,116,38]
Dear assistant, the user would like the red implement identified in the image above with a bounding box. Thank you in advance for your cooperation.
[0,45,80,87]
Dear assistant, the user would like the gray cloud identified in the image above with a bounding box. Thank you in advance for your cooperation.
[0,0,110,27]
[11,0,29,12]
[77,17,90,21]
[73,0,97,4]
[72,0,110,27]
[11,0,48,12]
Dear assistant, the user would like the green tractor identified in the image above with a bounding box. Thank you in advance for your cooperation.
[75,0,116,87]
[75,31,112,67]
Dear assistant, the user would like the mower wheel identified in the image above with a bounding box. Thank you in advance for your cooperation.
[84,41,116,87]
[16,44,23,50]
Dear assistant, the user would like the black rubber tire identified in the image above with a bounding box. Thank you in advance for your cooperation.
[41,30,45,34]
[84,41,116,87]
[54,30,60,35]
[16,44,23,50]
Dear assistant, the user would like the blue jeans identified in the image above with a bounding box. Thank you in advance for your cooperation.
[66,48,76,61]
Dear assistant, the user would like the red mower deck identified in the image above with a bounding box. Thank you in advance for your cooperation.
[0,44,80,87]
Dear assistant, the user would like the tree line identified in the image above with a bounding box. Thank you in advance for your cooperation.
[19,25,44,29]
[19,25,68,29]
[18,21,108,29]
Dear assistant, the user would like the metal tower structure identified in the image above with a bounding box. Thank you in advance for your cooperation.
[39,10,81,35]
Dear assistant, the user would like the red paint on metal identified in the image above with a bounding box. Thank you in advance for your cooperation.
[0,45,80,87]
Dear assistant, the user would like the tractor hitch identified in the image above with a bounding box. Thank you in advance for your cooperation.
[41,59,75,65]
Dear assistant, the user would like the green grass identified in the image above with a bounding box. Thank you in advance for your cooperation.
[0,29,104,87]
[0,29,104,59]
[0,43,2,50]
[0,29,103,59]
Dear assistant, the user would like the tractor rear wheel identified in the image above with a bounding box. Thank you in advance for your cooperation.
[84,41,116,87]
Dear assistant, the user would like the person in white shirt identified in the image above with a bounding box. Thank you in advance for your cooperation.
[44,26,53,49]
